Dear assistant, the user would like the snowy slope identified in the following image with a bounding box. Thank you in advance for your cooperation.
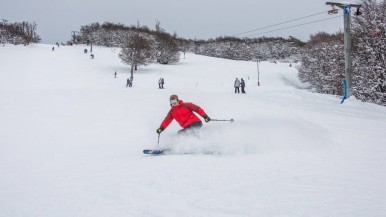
[1,44,386,217]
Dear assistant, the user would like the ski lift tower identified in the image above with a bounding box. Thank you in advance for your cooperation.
[326,1,361,103]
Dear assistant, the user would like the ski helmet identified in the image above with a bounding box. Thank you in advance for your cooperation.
[170,94,179,101]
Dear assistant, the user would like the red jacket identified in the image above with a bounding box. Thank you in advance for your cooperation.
[160,100,207,129]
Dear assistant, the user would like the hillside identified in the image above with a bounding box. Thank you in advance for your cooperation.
[1,44,386,217]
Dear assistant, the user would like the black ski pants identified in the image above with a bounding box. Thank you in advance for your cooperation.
[177,121,203,135]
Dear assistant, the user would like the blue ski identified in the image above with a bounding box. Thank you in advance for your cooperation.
[143,149,170,155]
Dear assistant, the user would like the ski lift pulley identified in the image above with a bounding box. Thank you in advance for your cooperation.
[328,6,338,14]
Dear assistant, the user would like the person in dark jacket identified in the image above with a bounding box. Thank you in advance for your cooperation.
[240,78,246,94]
[126,77,133,87]
[157,94,211,135]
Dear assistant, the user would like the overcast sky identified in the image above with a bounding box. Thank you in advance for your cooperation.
[1,0,352,44]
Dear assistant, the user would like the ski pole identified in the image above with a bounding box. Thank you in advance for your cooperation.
[156,133,160,147]
[211,118,234,123]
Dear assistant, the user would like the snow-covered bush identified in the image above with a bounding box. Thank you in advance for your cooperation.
[154,31,180,64]
[352,0,386,106]
[298,0,385,106]
[298,32,345,95]
[188,37,303,62]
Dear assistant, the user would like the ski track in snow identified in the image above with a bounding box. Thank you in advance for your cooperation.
[1,44,386,217]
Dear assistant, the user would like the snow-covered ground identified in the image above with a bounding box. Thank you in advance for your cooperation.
[1,44,386,217]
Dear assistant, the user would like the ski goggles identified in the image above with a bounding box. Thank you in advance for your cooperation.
[170,99,178,104]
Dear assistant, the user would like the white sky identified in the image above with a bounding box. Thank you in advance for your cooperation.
[1,0,356,44]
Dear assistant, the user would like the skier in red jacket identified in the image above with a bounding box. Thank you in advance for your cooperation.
[157,94,211,135]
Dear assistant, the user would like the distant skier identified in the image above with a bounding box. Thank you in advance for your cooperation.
[52,47,55,51]
[156,94,211,135]
[234,78,240,94]
[240,78,246,94]
[114,71,117,78]
[90,54,94,59]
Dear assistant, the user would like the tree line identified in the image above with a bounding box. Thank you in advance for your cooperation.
[298,0,385,106]
[0,19,41,45]
[186,36,304,62]
[76,21,180,68]
[75,21,304,65]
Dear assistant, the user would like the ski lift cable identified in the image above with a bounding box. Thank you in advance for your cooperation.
[232,10,336,37]
[245,15,343,38]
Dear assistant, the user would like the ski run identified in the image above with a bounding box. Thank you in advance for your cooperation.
[1,44,386,217]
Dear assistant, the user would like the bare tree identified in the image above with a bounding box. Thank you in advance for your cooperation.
[119,34,153,79]
[154,32,180,64]
[0,20,40,44]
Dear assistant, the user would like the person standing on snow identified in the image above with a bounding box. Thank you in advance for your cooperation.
[126,77,133,87]
[161,78,164,89]
[156,94,211,135]
[234,78,240,94]
[158,78,165,89]
[240,78,246,94]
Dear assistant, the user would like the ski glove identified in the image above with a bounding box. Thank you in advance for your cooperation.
[156,126,165,134]
[203,115,211,123]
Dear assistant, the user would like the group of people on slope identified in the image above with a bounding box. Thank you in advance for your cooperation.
[234,78,246,94]
[158,77,246,93]
[122,75,247,94]
[126,77,133,87]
